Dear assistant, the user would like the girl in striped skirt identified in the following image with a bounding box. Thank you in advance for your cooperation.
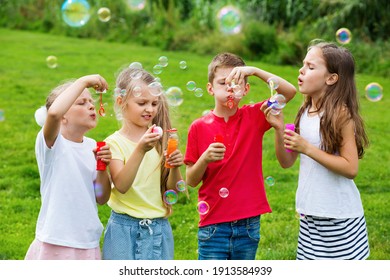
[261,41,370,259]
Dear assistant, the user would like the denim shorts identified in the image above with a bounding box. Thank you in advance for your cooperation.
[102,211,174,260]
[198,215,261,260]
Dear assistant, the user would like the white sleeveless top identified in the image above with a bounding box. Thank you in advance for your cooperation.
[296,109,364,218]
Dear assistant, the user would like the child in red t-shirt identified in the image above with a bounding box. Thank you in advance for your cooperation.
[184,52,296,260]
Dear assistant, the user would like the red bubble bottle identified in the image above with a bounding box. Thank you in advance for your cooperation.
[165,129,178,168]
[96,141,107,171]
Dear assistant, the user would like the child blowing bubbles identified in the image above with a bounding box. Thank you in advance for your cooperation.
[102,66,183,260]
[184,53,296,260]
[262,41,370,259]
[25,74,112,260]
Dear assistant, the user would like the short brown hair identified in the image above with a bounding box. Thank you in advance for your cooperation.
[208,52,246,83]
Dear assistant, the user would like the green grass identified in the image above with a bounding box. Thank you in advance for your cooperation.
[0,28,389,260]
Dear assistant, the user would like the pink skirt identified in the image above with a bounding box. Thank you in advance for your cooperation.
[25,239,101,260]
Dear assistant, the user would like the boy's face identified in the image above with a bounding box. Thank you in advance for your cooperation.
[207,67,249,109]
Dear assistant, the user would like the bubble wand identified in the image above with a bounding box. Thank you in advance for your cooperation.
[94,86,106,117]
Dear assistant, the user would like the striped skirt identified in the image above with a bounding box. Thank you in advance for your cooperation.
[297,215,370,260]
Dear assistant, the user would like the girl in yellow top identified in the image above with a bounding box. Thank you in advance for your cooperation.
[103,66,183,260]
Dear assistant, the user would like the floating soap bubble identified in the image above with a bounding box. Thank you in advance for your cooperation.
[0,109,4,122]
[126,0,146,11]
[152,125,163,136]
[97,7,111,22]
[229,82,242,99]
[179,61,187,69]
[46,55,58,69]
[219,187,229,198]
[61,0,91,28]
[130,70,143,80]
[202,109,211,116]
[129,62,143,69]
[217,6,242,35]
[365,82,383,102]
[197,201,210,215]
[176,180,187,192]
[94,183,104,198]
[267,94,286,115]
[133,85,142,97]
[194,88,204,97]
[265,176,275,187]
[336,28,352,44]
[186,81,196,91]
[165,87,184,107]
[267,77,280,93]
[158,56,168,67]
[153,64,163,75]
[163,190,178,205]
[148,81,163,96]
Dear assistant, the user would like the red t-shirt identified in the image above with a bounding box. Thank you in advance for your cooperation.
[184,101,272,227]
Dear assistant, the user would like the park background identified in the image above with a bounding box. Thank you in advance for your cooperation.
[0,0,389,260]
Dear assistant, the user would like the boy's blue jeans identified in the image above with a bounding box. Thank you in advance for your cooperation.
[197,215,261,260]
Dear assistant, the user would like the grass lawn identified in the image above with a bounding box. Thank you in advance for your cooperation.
[0,28,388,260]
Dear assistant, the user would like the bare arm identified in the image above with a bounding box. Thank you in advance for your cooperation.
[285,119,359,179]
[225,66,297,102]
[185,143,225,187]
[110,127,161,194]
[44,75,108,147]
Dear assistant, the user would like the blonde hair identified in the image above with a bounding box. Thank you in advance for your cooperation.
[114,66,173,215]
[295,42,369,158]
[45,79,75,110]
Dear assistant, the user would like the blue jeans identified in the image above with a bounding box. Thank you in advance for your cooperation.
[102,211,174,260]
[198,216,261,260]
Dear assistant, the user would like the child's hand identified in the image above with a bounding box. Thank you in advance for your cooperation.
[94,144,112,166]
[79,74,109,93]
[202,143,226,163]
[225,66,257,85]
[164,149,184,168]
[260,101,284,130]
[139,126,162,152]
[284,130,308,154]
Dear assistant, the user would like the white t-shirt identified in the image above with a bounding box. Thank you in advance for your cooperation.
[296,109,364,219]
[34,130,103,249]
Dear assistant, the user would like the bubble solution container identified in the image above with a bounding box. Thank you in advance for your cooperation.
[96,141,107,171]
[165,129,178,168]
[285,123,295,152]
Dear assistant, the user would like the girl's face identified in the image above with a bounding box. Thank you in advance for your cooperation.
[63,89,97,131]
[298,47,333,98]
[121,83,160,128]
[207,67,249,109]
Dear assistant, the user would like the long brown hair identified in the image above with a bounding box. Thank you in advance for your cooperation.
[114,66,173,215]
[295,42,369,158]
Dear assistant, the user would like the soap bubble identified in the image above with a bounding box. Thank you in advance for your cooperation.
[97,7,111,22]
[46,55,58,69]
[34,106,47,126]
[0,109,5,122]
[61,0,91,28]
[194,88,204,97]
[129,62,143,69]
[265,176,275,187]
[158,56,168,67]
[197,201,210,215]
[148,81,163,96]
[176,180,187,192]
[267,94,286,115]
[336,28,352,44]
[267,77,280,91]
[164,190,178,205]
[365,82,383,102]
[165,87,184,107]
[179,61,187,69]
[186,81,196,91]
[219,187,229,198]
[153,64,163,75]
[217,6,242,35]
[126,0,146,11]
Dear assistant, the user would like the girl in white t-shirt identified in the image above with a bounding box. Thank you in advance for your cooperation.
[262,41,370,259]
[102,66,183,260]
[25,75,112,260]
